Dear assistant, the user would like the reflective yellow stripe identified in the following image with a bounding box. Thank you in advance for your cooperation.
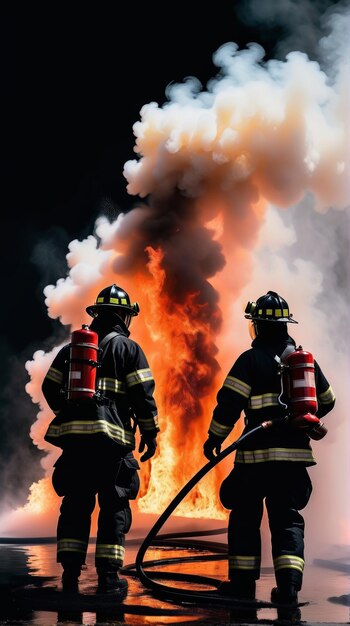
[209,418,232,438]
[97,377,126,394]
[46,367,64,385]
[95,543,125,560]
[229,555,260,570]
[259,308,289,318]
[235,447,316,464]
[57,538,87,554]
[249,393,280,409]
[274,555,304,573]
[126,368,154,387]
[138,416,159,430]
[223,376,251,398]
[46,420,135,447]
[318,386,336,404]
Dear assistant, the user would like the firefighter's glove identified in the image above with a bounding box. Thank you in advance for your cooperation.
[203,435,222,461]
[139,435,157,462]
[290,413,328,441]
[291,413,321,429]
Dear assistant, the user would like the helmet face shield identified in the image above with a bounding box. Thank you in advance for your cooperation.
[122,313,132,329]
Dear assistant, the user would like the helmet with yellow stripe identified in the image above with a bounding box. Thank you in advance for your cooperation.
[86,284,140,321]
[244,291,298,324]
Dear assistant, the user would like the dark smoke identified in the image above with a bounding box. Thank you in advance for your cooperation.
[236,0,347,60]
[0,352,45,512]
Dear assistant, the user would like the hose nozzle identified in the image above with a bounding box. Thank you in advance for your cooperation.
[261,419,274,429]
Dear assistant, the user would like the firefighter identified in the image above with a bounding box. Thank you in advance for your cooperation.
[42,284,160,593]
[203,291,336,605]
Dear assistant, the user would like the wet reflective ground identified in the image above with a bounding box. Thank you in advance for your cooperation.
[0,540,349,625]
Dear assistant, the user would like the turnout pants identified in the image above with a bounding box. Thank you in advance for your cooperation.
[220,462,312,591]
[52,448,140,574]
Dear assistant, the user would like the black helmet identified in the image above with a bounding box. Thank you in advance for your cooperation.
[86,284,140,318]
[244,290,298,324]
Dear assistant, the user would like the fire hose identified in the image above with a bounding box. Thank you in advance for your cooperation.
[122,418,282,607]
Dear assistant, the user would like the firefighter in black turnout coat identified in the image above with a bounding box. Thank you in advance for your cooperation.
[42,284,160,593]
[203,291,335,605]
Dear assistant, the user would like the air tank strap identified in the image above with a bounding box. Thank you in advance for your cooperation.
[99,331,119,354]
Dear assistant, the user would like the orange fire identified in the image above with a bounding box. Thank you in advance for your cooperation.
[18,478,57,515]
[136,246,226,518]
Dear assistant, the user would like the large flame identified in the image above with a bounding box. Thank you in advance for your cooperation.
[137,246,225,517]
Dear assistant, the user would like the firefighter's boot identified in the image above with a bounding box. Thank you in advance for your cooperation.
[218,579,257,623]
[271,584,299,605]
[217,579,256,599]
[97,571,128,594]
[272,586,302,625]
[62,565,81,592]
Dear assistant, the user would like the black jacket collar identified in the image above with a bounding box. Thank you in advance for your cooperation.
[89,317,130,340]
[252,335,296,355]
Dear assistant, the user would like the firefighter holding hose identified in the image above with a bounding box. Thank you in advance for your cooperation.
[42,284,160,593]
[203,291,335,606]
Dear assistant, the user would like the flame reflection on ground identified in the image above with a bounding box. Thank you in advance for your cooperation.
[0,538,348,625]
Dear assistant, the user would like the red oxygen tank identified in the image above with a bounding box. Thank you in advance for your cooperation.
[283,346,327,440]
[284,347,318,416]
[67,324,99,401]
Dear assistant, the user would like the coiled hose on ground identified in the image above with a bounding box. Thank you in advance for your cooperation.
[122,419,280,608]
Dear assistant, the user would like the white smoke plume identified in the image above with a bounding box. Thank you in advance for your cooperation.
[1,5,349,558]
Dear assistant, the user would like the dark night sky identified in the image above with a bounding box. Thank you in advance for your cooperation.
[0,1,344,510]
[3,4,274,350]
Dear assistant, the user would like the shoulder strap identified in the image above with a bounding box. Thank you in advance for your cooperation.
[98,331,120,358]
[273,344,296,369]
[255,341,296,369]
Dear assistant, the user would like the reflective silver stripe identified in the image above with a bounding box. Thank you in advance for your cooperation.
[209,418,232,437]
[249,393,280,409]
[235,447,316,464]
[46,420,135,447]
[290,362,314,369]
[223,376,251,398]
[95,544,125,560]
[229,555,260,570]
[318,385,336,404]
[274,555,304,573]
[291,395,317,403]
[57,538,87,554]
[126,368,154,387]
[97,377,126,394]
[138,416,159,430]
[46,367,63,385]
